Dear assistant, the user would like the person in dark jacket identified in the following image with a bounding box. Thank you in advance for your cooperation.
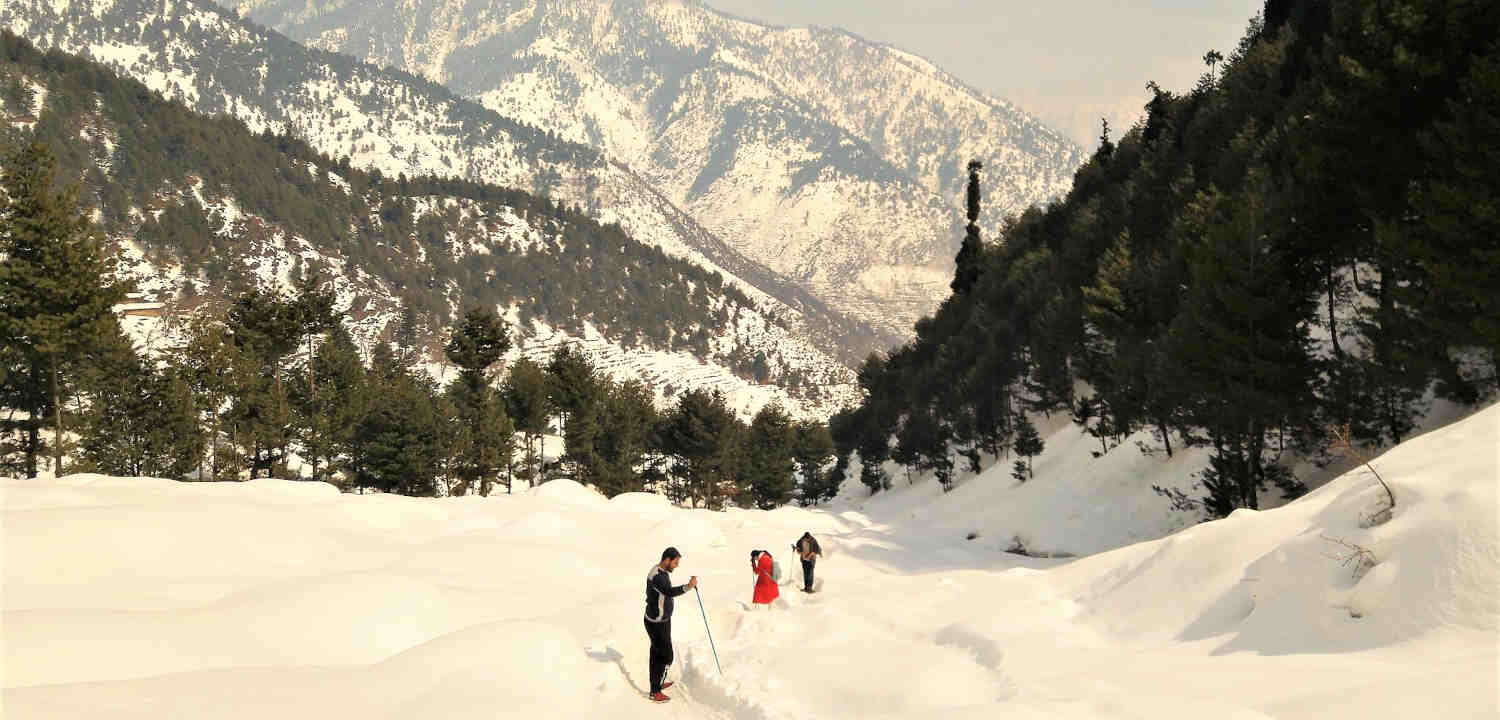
[644,546,696,703]
[794,532,822,592]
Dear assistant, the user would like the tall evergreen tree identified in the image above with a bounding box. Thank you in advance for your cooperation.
[354,343,446,495]
[663,389,741,509]
[595,379,656,497]
[951,160,985,294]
[0,141,128,477]
[791,420,837,506]
[1413,46,1500,395]
[1095,118,1115,161]
[443,307,512,495]
[289,324,368,484]
[743,404,797,509]
[175,316,254,480]
[545,345,596,439]
[1168,177,1315,515]
[502,356,551,486]
[545,345,607,485]
[224,283,335,478]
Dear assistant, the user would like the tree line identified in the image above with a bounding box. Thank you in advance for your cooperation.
[0,140,837,506]
[831,0,1499,518]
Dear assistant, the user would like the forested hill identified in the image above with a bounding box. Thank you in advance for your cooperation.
[0,0,891,363]
[832,0,1500,514]
[0,32,860,414]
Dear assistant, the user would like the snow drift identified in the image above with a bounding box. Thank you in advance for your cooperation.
[3,406,1496,719]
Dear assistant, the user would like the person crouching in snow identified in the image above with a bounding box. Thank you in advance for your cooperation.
[645,546,696,703]
[750,550,779,607]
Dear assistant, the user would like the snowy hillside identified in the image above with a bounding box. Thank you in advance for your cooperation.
[0,0,888,362]
[228,0,1086,335]
[5,404,1494,718]
[0,26,862,418]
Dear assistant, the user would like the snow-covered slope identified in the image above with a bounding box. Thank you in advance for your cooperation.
[227,0,1085,335]
[5,405,1494,718]
[0,0,888,362]
[0,40,858,419]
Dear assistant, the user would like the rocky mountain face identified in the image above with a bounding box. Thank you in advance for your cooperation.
[223,0,1086,335]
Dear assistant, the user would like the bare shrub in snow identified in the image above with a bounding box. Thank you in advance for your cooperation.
[1329,424,1395,527]
[1320,534,1378,581]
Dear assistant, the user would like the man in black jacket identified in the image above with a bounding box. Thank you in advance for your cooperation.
[644,546,697,703]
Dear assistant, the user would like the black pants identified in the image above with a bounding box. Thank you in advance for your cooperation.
[644,618,673,693]
[801,558,815,590]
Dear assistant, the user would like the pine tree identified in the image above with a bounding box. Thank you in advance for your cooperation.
[890,412,920,486]
[441,383,512,496]
[443,307,512,495]
[545,345,595,438]
[545,345,606,485]
[951,160,985,294]
[78,330,203,479]
[595,379,656,497]
[1413,48,1500,395]
[1095,118,1115,161]
[353,345,446,495]
[744,404,797,509]
[663,389,741,509]
[1011,412,1044,482]
[502,356,551,487]
[0,141,128,477]
[1168,176,1316,516]
[224,284,334,478]
[289,324,367,485]
[791,420,836,506]
[444,307,510,374]
[175,317,254,480]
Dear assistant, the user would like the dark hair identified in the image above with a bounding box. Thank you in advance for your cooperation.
[661,547,681,561]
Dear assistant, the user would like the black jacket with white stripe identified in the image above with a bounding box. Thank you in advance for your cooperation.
[645,565,689,623]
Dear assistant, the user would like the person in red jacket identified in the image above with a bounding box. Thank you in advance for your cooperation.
[750,550,779,606]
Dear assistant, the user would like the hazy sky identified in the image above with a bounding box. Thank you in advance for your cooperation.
[703,0,1264,148]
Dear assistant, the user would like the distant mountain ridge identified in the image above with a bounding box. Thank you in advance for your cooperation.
[225,0,1086,335]
[0,0,890,362]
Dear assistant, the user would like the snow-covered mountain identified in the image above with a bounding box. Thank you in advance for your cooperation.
[222,0,1086,335]
[0,28,860,419]
[0,0,891,362]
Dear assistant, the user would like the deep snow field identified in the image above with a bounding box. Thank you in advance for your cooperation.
[3,405,1496,719]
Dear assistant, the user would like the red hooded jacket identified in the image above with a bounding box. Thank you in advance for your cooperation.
[752,551,779,605]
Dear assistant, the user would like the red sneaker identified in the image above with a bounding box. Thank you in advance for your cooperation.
[660,681,674,690]
[649,692,671,703]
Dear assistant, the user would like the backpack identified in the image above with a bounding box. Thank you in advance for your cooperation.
[752,550,782,583]
[795,534,821,557]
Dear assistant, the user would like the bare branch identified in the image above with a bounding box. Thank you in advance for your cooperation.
[1320,534,1378,580]
[1329,423,1395,523]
